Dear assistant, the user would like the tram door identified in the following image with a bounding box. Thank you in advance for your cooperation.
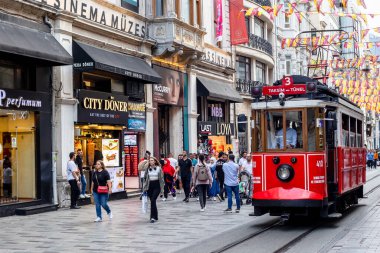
[326,110,337,194]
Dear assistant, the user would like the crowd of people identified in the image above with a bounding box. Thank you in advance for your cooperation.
[138,150,254,223]
[366,149,380,169]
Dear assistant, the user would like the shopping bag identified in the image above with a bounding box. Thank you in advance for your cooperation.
[141,193,148,214]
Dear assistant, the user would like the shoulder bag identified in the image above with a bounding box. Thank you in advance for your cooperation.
[95,171,109,194]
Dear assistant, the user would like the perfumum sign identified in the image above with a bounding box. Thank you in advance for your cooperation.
[0,88,49,112]
[28,0,146,38]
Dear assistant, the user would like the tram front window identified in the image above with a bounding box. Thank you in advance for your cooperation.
[266,110,303,150]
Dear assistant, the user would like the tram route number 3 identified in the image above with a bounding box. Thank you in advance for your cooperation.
[282,76,294,86]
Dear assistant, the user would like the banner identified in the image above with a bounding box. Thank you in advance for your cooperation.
[229,0,248,45]
[215,0,223,42]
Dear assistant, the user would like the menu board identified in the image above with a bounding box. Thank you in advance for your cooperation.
[106,167,124,193]
[102,139,120,167]
[124,145,139,177]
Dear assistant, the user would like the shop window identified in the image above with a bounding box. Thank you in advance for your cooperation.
[254,17,265,38]
[236,56,251,81]
[0,62,27,90]
[180,0,190,23]
[126,80,145,101]
[245,17,251,34]
[82,73,111,93]
[266,110,304,150]
[121,0,139,13]
[256,61,266,83]
[0,110,36,204]
[285,55,291,75]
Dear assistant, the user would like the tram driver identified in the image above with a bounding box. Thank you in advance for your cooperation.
[276,120,297,149]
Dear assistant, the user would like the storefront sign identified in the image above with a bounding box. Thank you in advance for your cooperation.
[152,65,184,106]
[127,102,146,131]
[201,47,232,68]
[0,88,49,112]
[198,121,235,136]
[29,0,146,38]
[77,90,129,125]
[210,105,223,118]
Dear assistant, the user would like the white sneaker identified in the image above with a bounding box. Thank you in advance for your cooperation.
[200,208,205,212]
[173,196,177,200]
[197,197,199,201]
[107,212,113,220]
[79,194,85,199]
[85,194,91,198]
[94,217,102,222]
[162,198,167,201]
[213,197,216,201]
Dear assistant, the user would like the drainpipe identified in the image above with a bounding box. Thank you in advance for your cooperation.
[44,15,58,205]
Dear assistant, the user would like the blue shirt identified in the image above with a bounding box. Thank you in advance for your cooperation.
[222,161,239,186]
[367,152,374,161]
[192,158,198,167]
[276,128,297,148]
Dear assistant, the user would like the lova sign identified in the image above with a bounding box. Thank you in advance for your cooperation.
[262,84,307,96]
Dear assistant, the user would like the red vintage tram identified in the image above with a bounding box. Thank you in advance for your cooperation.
[251,75,366,218]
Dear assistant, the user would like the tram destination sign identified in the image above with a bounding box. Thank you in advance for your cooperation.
[262,84,307,96]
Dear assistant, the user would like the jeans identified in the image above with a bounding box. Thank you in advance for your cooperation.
[218,178,225,199]
[225,184,241,210]
[164,181,176,198]
[147,180,161,220]
[93,192,111,219]
[181,176,191,198]
[80,174,87,195]
[68,179,80,207]
[197,184,208,209]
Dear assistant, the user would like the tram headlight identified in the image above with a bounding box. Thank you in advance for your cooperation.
[276,164,294,182]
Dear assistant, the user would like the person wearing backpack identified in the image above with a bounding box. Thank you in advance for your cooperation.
[192,154,212,212]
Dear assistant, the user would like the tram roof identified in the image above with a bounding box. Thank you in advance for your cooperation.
[251,75,362,114]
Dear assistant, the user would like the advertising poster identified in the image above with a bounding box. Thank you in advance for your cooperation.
[106,167,125,193]
[127,102,146,131]
[102,139,120,167]
[152,65,184,106]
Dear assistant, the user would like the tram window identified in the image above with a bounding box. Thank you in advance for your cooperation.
[253,111,263,152]
[307,109,316,152]
[316,108,325,150]
[342,114,350,147]
[284,111,303,149]
[266,111,283,149]
[350,117,356,147]
[357,120,363,147]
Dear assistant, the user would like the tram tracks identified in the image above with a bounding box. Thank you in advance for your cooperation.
[211,173,380,253]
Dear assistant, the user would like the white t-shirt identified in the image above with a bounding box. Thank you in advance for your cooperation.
[148,166,161,181]
[67,160,78,181]
[241,161,253,175]
[238,157,247,166]
[168,158,178,169]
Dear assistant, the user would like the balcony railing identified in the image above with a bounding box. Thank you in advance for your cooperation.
[254,0,272,7]
[248,33,273,56]
[236,78,265,96]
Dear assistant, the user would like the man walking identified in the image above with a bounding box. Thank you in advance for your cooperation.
[215,152,227,201]
[67,152,81,209]
[179,153,193,202]
[223,154,240,213]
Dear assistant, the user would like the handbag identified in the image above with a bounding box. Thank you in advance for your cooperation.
[141,192,148,214]
[95,172,109,194]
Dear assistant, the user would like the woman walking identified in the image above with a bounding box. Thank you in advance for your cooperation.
[208,157,219,201]
[192,154,212,212]
[91,160,112,222]
[143,157,164,223]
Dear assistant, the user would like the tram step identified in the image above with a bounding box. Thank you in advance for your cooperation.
[327,212,342,219]
[15,204,58,216]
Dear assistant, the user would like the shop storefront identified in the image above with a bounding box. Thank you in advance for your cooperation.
[0,13,72,216]
[73,41,161,195]
[196,76,243,155]
[152,65,185,156]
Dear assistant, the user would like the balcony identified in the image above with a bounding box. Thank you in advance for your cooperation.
[236,78,265,97]
[253,0,272,7]
[248,33,273,56]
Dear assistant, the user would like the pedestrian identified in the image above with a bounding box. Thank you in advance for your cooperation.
[367,150,374,169]
[238,151,247,169]
[240,154,253,203]
[91,160,112,222]
[2,156,12,198]
[223,154,241,213]
[215,152,227,201]
[67,152,81,209]
[162,156,176,201]
[176,154,183,193]
[138,151,151,193]
[208,157,220,201]
[192,154,213,211]
[167,152,178,171]
[191,153,198,167]
[143,157,164,223]
[76,149,89,199]
[178,153,193,202]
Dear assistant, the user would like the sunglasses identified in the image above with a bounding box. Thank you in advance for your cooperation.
[149,168,157,172]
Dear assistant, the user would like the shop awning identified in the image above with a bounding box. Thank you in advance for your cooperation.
[0,19,72,65]
[197,76,243,103]
[73,41,162,83]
